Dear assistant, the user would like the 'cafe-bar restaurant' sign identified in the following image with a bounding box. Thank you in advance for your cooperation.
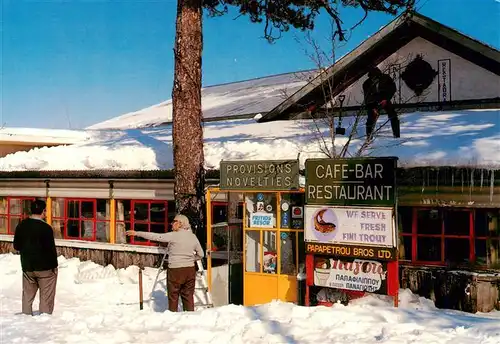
[305,157,397,207]
[219,160,300,191]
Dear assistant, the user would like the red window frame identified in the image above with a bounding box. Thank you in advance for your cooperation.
[0,197,38,235]
[52,198,110,242]
[399,207,498,267]
[116,200,169,246]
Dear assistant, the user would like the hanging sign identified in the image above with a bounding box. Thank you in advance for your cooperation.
[313,257,388,294]
[305,157,397,206]
[304,205,395,248]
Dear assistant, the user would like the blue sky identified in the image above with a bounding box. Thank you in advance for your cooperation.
[2,0,499,129]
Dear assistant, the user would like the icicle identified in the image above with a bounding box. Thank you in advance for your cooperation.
[461,169,464,194]
[421,169,426,194]
[451,171,454,188]
[470,169,474,201]
[490,170,495,203]
[480,169,484,190]
[436,168,439,193]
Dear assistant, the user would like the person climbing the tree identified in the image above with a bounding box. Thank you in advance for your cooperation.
[362,67,401,140]
[126,214,204,312]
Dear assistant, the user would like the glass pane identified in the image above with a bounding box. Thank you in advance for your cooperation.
[245,193,277,229]
[489,240,500,267]
[263,231,277,274]
[67,200,80,219]
[416,209,441,235]
[9,199,21,215]
[52,219,64,239]
[133,223,149,243]
[134,203,149,221]
[0,215,7,234]
[297,231,305,269]
[81,220,94,239]
[167,201,176,224]
[398,207,412,234]
[52,198,64,218]
[150,223,166,234]
[96,221,109,242]
[10,217,20,234]
[245,230,261,272]
[96,200,110,220]
[21,199,32,216]
[150,202,166,223]
[417,237,441,261]
[81,201,95,219]
[475,239,487,265]
[212,224,228,252]
[212,204,227,224]
[445,238,470,264]
[444,211,470,236]
[0,197,7,214]
[67,219,80,238]
[399,235,412,260]
[475,210,489,237]
[280,231,296,275]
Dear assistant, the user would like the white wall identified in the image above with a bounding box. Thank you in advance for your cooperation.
[331,37,500,107]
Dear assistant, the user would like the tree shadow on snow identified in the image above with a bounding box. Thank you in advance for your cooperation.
[246,306,299,344]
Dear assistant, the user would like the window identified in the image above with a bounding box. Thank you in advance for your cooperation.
[398,207,500,267]
[52,198,110,242]
[115,200,168,245]
[0,197,38,235]
[210,201,244,253]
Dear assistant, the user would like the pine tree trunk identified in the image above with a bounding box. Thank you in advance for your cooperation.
[172,0,205,244]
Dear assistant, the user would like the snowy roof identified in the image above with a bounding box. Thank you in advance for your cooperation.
[88,70,317,130]
[0,127,91,145]
[0,109,498,171]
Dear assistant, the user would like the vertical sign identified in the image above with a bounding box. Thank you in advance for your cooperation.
[438,59,451,103]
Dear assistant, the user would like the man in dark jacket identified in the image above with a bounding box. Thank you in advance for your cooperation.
[13,199,58,315]
[362,67,401,140]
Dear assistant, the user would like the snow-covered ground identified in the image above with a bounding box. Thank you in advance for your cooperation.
[1,253,499,344]
[0,109,499,171]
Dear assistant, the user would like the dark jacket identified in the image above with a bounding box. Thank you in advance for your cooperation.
[363,73,397,104]
[13,218,58,272]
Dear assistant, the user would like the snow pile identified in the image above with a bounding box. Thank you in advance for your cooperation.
[0,129,173,171]
[0,109,498,171]
[88,70,316,130]
[1,253,499,343]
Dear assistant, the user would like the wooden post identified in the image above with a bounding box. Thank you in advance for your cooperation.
[139,268,144,310]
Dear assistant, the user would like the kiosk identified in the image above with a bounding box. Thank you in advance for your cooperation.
[206,160,306,306]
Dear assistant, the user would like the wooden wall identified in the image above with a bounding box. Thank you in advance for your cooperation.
[400,265,500,313]
[0,241,164,269]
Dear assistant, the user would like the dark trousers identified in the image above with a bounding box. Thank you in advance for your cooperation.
[366,101,400,139]
[167,266,196,312]
[22,269,58,315]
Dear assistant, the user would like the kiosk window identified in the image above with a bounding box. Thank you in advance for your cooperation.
[245,230,261,272]
[280,231,296,275]
[245,193,277,229]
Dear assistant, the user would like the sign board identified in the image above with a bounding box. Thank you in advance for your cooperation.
[305,158,397,206]
[304,205,395,248]
[220,160,300,191]
[306,242,396,261]
[313,257,387,294]
[249,213,274,228]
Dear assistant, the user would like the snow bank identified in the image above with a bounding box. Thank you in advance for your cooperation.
[0,109,498,171]
[1,253,499,343]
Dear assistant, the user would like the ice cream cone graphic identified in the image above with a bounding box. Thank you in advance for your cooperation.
[314,268,331,286]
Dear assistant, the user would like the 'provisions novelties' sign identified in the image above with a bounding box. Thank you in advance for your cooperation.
[305,205,395,248]
[313,257,387,294]
[219,160,300,191]
[305,157,397,206]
